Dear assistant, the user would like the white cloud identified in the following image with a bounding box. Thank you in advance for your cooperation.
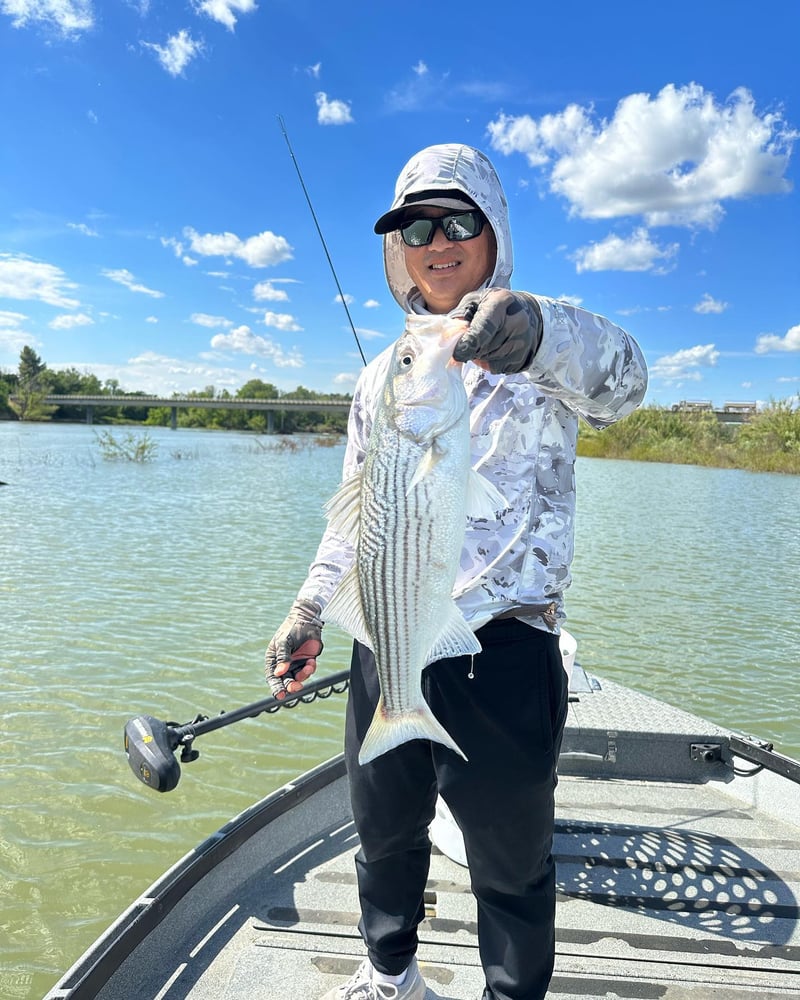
[336,293,354,306]
[354,327,386,341]
[67,221,99,237]
[649,343,720,383]
[0,310,28,327]
[754,323,800,354]
[192,0,256,30]
[488,83,798,228]
[142,30,203,77]
[315,91,353,126]
[191,312,233,328]
[693,293,728,315]
[572,228,678,273]
[253,280,290,302]
[306,62,321,78]
[0,253,80,308]
[210,324,303,367]
[145,316,158,323]
[101,268,165,298]
[183,226,293,268]
[413,61,428,76]
[363,299,380,309]
[1,0,93,36]
[334,371,359,386]
[49,312,94,329]
[262,311,302,332]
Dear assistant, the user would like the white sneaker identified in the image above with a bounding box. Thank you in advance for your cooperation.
[319,958,426,1000]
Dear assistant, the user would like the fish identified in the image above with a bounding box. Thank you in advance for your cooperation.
[322,313,505,765]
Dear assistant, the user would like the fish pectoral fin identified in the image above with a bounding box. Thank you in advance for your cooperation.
[407,442,444,495]
[465,469,506,522]
[324,471,362,544]
[322,566,373,650]
[424,602,481,666]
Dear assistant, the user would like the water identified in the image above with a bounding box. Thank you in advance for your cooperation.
[1,422,798,1000]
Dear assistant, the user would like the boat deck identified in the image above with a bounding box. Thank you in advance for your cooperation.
[47,674,800,1000]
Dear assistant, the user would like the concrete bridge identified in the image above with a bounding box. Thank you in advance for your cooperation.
[35,394,352,431]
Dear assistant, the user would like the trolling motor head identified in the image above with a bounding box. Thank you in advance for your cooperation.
[124,714,185,792]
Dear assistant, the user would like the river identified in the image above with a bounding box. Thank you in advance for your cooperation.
[1,422,798,1000]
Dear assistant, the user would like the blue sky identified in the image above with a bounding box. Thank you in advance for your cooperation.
[1,0,798,408]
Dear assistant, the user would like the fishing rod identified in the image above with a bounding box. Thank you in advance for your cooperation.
[277,114,367,366]
[124,669,350,793]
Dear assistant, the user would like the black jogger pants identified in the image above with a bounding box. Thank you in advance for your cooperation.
[344,617,569,1000]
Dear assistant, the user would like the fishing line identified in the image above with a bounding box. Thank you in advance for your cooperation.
[277,114,367,367]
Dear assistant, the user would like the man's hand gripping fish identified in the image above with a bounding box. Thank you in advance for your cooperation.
[323,314,506,765]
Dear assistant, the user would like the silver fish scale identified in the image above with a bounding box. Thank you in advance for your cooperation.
[358,419,457,715]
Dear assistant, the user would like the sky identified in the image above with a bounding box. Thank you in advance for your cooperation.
[1,0,798,409]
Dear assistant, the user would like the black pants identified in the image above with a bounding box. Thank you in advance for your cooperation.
[344,617,568,1000]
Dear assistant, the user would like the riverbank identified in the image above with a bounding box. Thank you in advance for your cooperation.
[577,400,800,474]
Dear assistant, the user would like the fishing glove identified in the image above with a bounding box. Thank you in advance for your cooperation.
[264,599,324,698]
[452,288,543,374]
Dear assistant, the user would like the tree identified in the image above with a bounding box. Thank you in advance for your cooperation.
[10,346,54,421]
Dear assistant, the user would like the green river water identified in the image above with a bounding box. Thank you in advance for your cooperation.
[1,422,798,1000]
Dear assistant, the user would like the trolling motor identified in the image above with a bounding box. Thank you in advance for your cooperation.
[123,669,350,792]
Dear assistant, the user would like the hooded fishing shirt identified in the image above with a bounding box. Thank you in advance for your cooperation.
[298,144,648,633]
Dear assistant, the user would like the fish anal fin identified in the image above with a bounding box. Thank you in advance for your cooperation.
[424,602,481,666]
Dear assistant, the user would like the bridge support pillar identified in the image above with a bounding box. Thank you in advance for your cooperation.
[171,407,178,430]
[267,411,275,434]
[86,406,94,425]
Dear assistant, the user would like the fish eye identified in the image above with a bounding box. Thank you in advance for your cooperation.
[399,352,414,367]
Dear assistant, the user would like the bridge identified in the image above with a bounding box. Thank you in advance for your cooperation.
[30,394,352,431]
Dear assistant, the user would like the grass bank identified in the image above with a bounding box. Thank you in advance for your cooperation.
[577,399,800,474]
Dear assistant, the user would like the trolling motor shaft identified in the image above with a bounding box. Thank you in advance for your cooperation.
[123,670,351,793]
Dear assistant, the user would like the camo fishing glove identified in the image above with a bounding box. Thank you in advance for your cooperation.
[452,288,543,374]
[264,599,324,698]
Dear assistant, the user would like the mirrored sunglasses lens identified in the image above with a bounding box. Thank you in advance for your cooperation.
[443,213,481,241]
[400,218,435,246]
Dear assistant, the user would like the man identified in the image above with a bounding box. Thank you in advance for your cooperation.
[265,144,648,1000]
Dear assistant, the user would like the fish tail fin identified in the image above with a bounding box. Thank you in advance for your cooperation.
[358,696,467,766]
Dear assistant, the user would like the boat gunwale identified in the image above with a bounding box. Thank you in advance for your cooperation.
[46,755,348,1000]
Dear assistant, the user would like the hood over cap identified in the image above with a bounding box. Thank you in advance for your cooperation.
[379,144,513,312]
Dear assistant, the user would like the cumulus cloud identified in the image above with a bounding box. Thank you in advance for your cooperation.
[693,293,729,314]
[253,280,291,302]
[487,83,798,228]
[49,312,94,329]
[649,343,720,383]
[315,92,353,126]
[572,228,678,273]
[0,310,37,356]
[183,226,293,268]
[191,313,233,328]
[262,311,302,333]
[210,324,303,367]
[0,253,80,308]
[363,299,380,309]
[334,371,359,387]
[102,268,165,298]
[142,30,203,77]
[754,323,800,354]
[1,0,93,36]
[306,62,321,78]
[192,0,256,30]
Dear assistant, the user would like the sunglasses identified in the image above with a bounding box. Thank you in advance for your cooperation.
[399,210,485,247]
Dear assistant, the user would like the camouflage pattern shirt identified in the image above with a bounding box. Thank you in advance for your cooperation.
[298,144,648,633]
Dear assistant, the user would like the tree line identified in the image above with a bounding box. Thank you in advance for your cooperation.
[0,346,351,434]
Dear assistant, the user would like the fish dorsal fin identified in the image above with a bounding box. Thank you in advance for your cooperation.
[465,468,507,522]
[323,566,373,651]
[324,471,362,544]
[424,601,481,666]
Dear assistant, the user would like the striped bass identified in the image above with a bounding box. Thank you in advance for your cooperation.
[323,314,505,765]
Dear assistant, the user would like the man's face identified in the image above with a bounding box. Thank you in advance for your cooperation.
[401,209,496,314]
